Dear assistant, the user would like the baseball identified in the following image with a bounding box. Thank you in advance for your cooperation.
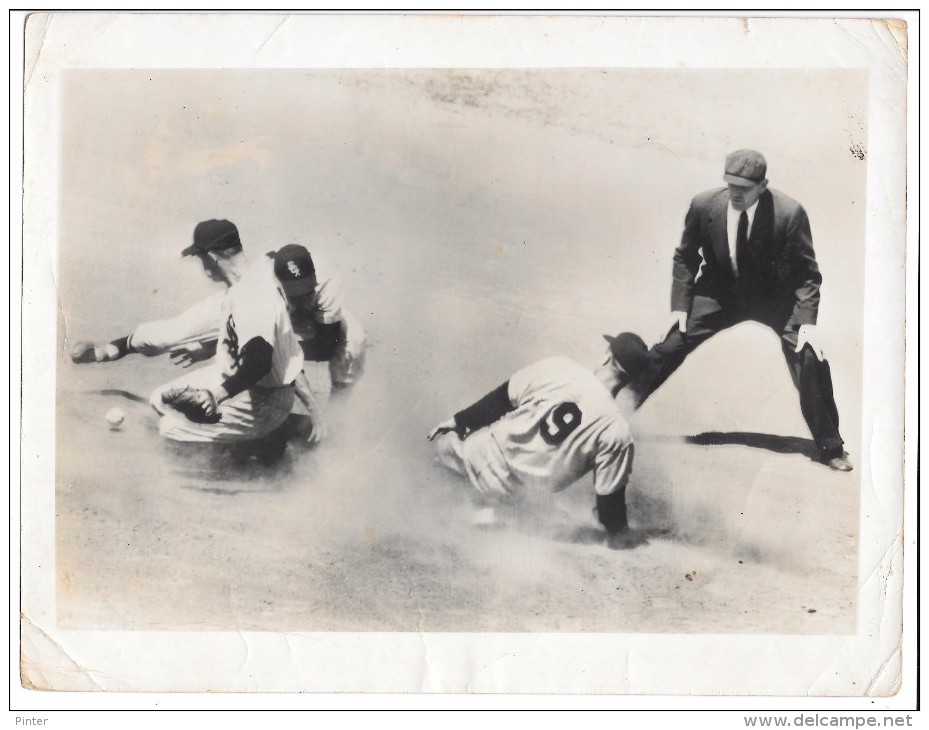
[105,407,125,429]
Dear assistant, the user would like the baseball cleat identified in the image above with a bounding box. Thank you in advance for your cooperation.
[70,341,122,364]
[70,341,100,364]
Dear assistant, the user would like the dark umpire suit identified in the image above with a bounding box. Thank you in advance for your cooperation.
[632,151,850,469]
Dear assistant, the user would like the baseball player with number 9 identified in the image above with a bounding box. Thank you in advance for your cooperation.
[428,333,651,550]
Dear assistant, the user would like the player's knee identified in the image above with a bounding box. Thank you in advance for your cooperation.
[158,414,212,443]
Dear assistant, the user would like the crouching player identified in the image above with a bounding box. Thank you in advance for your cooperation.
[269,244,367,392]
[71,219,318,460]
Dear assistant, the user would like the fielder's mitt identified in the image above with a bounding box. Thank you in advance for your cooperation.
[161,386,221,424]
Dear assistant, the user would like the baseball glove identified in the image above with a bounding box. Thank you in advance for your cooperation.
[161,387,221,424]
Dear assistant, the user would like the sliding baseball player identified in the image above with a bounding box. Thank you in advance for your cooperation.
[428,333,651,550]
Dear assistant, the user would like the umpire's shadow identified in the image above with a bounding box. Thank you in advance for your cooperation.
[681,431,821,462]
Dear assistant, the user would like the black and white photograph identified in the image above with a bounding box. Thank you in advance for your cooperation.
[17,12,912,706]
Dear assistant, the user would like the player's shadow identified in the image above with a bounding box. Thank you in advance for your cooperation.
[90,388,149,403]
[684,431,820,461]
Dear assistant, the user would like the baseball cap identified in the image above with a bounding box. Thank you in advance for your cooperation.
[603,332,649,377]
[272,244,317,297]
[181,219,242,256]
[723,149,767,186]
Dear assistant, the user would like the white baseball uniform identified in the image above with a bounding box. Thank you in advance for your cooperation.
[150,258,303,443]
[435,356,634,501]
[128,251,366,390]
[283,252,367,388]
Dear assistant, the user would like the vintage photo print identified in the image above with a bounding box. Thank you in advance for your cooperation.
[18,12,911,703]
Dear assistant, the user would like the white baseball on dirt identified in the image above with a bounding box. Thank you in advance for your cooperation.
[105,407,125,429]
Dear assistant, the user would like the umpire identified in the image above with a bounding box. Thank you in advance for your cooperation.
[627,149,853,472]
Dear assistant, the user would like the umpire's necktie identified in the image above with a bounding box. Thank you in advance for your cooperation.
[735,210,749,277]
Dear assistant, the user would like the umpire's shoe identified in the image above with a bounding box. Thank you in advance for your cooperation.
[822,448,854,472]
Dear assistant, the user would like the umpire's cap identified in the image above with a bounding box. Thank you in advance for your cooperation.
[181,219,242,256]
[272,244,317,298]
[723,149,767,186]
[603,332,649,376]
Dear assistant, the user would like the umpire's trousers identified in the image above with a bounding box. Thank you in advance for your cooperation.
[634,304,845,456]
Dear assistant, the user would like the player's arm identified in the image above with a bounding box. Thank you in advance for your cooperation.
[427,380,515,441]
[593,440,647,550]
[299,321,346,362]
[293,369,329,443]
[453,381,514,436]
[210,336,274,404]
[160,338,272,426]
[297,259,347,362]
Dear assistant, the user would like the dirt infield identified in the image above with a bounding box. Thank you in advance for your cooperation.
[54,70,864,636]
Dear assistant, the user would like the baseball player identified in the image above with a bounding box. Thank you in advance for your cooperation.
[71,219,322,451]
[267,243,367,391]
[147,243,366,398]
[427,333,651,550]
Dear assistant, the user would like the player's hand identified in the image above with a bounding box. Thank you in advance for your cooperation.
[161,386,221,424]
[289,308,317,332]
[605,527,648,551]
[427,418,458,441]
[169,341,216,369]
[338,350,362,383]
[794,324,825,361]
[306,412,330,445]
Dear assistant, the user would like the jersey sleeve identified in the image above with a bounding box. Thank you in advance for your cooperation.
[220,336,273,396]
[592,429,634,497]
[454,380,514,436]
[312,256,345,325]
